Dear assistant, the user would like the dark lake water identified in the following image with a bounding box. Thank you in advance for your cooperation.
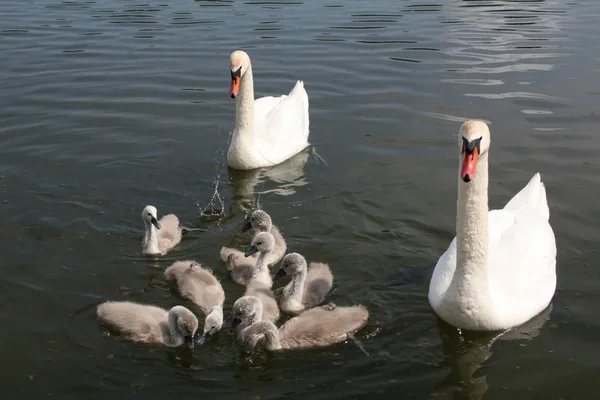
[2,0,600,398]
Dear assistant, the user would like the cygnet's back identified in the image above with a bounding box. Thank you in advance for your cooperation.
[164,260,225,314]
[244,280,280,324]
[97,301,198,347]
[157,214,181,251]
[279,304,368,350]
[303,262,334,307]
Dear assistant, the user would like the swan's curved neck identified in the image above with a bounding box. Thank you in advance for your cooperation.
[207,305,223,321]
[452,152,490,297]
[143,222,160,254]
[285,269,307,304]
[240,308,261,333]
[166,311,183,345]
[234,66,255,134]
[262,327,282,350]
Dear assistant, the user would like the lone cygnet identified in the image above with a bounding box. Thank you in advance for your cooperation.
[141,205,182,255]
[164,260,225,344]
[274,253,333,315]
[226,231,275,287]
[220,210,287,267]
[97,301,198,349]
[231,296,368,351]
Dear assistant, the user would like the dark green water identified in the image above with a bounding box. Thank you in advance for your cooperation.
[1,0,599,399]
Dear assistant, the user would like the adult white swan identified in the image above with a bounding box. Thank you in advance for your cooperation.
[429,120,557,331]
[227,50,310,170]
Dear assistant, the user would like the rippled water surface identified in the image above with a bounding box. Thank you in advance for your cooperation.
[2,0,600,398]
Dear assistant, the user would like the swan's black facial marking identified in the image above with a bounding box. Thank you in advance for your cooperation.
[273,268,287,282]
[461,136,482,155]
[150,216,161,230]
[244,244,259,257]
[230,66,241,80]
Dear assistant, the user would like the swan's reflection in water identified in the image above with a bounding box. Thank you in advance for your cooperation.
[435,304,553,399]
[226,147,313,213]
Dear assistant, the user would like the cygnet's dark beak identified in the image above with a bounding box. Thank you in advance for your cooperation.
[244,245,258,257]
[240,220,252,231]
[185,335,194,349]
[273,268,287,282]
[230,318,241,333]
[196,332,211,345]
[151,217,161,230]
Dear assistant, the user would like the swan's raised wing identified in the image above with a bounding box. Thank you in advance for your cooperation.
[488,206,557,321]
[428,236,457,307]
[253,81,310,166]
[254,95,286,123]
[503,173,549,220]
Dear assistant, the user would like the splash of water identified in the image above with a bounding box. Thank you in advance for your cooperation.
[197,128,229,222]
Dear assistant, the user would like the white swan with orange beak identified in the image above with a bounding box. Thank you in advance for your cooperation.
[227,50,310,170]
[429,120,557,331]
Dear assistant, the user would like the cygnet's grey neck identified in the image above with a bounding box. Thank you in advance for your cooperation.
[255,248,270,275]
[286,269,307,303]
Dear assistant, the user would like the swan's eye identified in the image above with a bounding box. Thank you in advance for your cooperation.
[257,241,263,245]
[147,213,152,216]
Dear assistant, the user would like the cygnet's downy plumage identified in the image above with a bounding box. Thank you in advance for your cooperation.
[164,260,225,344]
[141,205,182,255]
[226,231,275,287]
[220,210,287,268]
[244,280,280,327]
[97,301,198,349]
[231,296,368,351]
[274,253,333,315]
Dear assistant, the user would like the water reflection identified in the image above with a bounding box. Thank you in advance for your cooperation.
[226,147,311,212]
[435,305,553,399]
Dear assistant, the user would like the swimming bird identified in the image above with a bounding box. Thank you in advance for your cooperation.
[164,260,225,344]
[231,296,368,351]
[429,120,557,331]
[97,301,198,348]
[141,205,182,255]
[226,231,275,287]
[274,253,333,315]
[227,50,310,170]
[220,209,287,268]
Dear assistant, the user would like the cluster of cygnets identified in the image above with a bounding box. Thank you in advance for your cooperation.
[97,47,559,353]
[96,208,368,352]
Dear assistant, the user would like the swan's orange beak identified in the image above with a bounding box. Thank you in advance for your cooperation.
[230,76,240,99]
[461,147,478,182]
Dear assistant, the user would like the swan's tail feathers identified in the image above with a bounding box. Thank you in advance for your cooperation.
[290,80,310,139]
[503,172,549,219]
[538,180,550,220]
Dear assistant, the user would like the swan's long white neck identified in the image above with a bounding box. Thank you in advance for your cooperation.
[450,152,491,301]
[234,65,255,135]
[285,269,307,304]
[143,222,160,254]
